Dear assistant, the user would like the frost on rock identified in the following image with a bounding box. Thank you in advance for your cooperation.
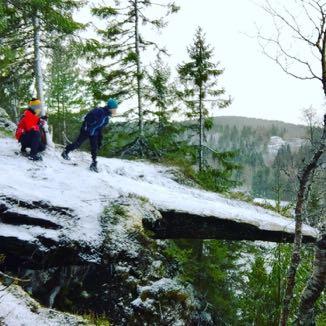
[1,193,211,325]
[0,282,89,326]
[131,278,201,325]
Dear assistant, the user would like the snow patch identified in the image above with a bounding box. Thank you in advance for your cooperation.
[0,283,87,326]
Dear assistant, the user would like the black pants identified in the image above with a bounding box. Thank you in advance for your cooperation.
[65,129,100,162]
[20,130,46,156]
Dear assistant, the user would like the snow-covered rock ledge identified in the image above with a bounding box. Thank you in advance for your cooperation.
[0,137,318,257]
[0,133,319,324]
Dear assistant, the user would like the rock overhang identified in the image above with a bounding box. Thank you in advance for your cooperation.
[0,136,319,268]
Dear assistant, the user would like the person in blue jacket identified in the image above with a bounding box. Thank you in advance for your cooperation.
[62,98,118,172]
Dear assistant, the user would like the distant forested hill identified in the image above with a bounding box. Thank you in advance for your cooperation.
[210,116,307,139]
[202,116,310,201]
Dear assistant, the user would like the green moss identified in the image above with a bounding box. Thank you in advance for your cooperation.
[135,195,149,203]
[164,289,189,303]
[140,287,189,304]
[111,204,127,217]
[143,228,155,238]
[130,225,155,248]
[102,203,128,225]
[83,313,110,326]
[0,254,5,264]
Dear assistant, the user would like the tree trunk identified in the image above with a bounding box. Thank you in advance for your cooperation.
[280,114,326,326]
[198,39,204,171]
[296,234,326,325]
[32,11,44,116]
[32,9,54,148]
[199,84,203,171]
[134,0,143,137]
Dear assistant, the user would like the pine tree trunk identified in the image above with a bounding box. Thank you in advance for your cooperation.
[134,0,143,137]
[280,114,326,326]
[199,85,203,171]
[32,11,44,116]
[296,234,326,325]
[32,9,54,148]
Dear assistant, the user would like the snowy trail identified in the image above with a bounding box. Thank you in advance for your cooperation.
[0,137,318,246]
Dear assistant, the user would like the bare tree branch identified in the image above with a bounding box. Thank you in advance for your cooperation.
[258,0,326,90]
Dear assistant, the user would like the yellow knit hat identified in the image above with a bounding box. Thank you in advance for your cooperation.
[28,99,42,111]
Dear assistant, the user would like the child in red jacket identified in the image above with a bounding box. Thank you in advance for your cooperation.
[16,98,46,161]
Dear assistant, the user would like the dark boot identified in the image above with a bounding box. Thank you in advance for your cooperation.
[20,148,28,157]
[61,150,71,160]
[28,153,43,161]
[90,161,99,173]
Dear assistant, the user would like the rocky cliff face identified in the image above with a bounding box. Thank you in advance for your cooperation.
[0,114,318,325]
[1,195,209,325]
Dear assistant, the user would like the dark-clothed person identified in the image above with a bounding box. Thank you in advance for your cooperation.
[62,98,118,172]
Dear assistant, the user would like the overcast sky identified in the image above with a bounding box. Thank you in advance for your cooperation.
[77,0,325,125]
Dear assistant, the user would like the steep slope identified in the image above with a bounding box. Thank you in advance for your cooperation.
[0,119,319,324]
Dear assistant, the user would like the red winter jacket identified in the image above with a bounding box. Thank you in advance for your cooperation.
[15,109,40,141]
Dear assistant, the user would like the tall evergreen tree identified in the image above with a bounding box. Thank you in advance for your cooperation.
[143,58,186,157]
[0,0,84,116]
[89,0,179,156]
[45,40,92,144]
[178,27,231,171]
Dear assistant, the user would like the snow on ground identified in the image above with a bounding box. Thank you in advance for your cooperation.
[0,137,318,244]
[253,198,291,208]
[0,283,87,326]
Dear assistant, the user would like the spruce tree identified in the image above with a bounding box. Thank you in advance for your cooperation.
[0,0,83,115]
[90,0,179,157]
[0,1,33,119]
[178,27,231,171]
[45,40,92,144]
[143,58,186,157]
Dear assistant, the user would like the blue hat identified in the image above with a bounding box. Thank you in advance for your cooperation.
[107,98,118,110]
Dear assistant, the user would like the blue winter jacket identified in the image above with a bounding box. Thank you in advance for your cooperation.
[83,107,112,136]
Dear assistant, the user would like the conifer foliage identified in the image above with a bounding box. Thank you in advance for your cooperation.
[90,0,179,157]
[143,59,186,157]
[178,27,231,171]
[0,0,83,115]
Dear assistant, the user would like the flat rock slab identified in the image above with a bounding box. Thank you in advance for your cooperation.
[0,137,318,262]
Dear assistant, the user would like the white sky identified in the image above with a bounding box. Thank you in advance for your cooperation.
[77,0,325,125]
